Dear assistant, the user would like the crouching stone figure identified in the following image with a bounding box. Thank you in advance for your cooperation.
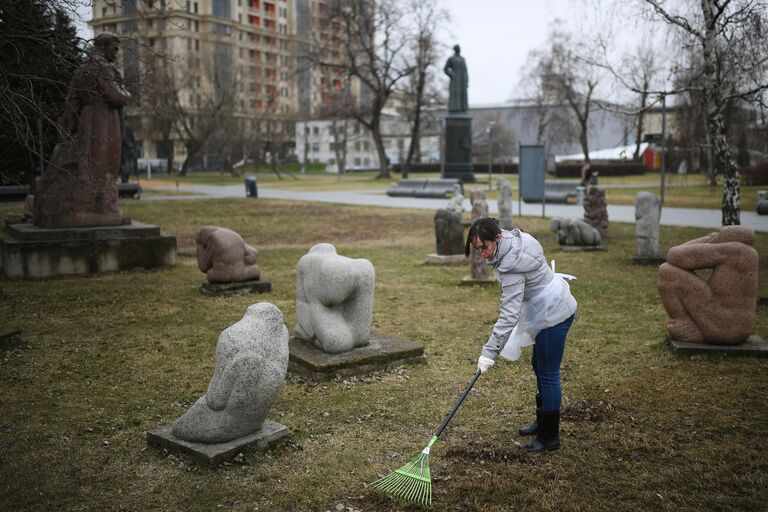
[196,226,261,283]
[658,226,757,344]
[295,243,375,354]
[172,303,289,443]
[549,217,602,246]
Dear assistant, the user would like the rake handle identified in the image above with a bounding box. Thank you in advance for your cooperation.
[433,369,482,440]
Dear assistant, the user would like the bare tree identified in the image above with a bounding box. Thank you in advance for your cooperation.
[315,1,415,179]
[642,0,768,225]
[524,26,600,162]
[398,0,447,178]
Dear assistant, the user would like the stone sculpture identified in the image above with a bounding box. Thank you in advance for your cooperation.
[658,226,758,344]
[635,192,660,259]
[295,243,375,354]
[496,177,513,230]
[549,217,602,247]
[434,208,465,255]
[34,32,132,229]
[470,190,490,280]
[444,44,468,113]
[171,303,289,443]
[446,185,465,215]
[196,226,261,283]
[583,187,609,238]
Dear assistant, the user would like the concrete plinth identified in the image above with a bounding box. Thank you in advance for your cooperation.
[459,276,497,286]
[560,245,608,252]
[668,335,768,358]
[443,114,475,182]
[632,256,666,266]
[0,222,176,279]
[146,419,290,465]
[200,280,272,296]
[288,330,425,380]
[426,253,468,265]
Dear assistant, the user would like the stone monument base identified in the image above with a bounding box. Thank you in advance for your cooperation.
[146,419,290,465]
[668,335,768,358]
[426,253,468,265]
[443,114,475,182]
[0,222,176,279]
[560,245,608,252]
[200,280,272,296]
[632,256,665,266]
[459,276,496,286]
[288,330,425,380]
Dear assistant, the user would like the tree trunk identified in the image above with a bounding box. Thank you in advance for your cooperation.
[371,120,390,179]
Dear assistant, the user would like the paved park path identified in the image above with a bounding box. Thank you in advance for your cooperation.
[144,182,767,232]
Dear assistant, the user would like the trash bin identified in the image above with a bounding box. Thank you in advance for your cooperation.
[245,176,258,198]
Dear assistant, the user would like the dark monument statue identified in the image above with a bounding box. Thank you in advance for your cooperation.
[442,44,474,182]
[444,45,468,113]
[34,32,132,228]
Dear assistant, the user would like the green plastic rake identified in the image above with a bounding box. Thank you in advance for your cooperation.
[369,369,482,508]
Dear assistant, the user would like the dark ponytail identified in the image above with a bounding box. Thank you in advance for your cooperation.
[465,217,502,257]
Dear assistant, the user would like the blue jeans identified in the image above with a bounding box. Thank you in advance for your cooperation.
[531,314,575,412]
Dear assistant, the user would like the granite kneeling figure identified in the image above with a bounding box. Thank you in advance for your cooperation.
[549,218,602,246]
[172,303,289,443]
[296,243,375,354]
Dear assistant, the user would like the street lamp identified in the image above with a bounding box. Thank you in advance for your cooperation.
[659,92,667,213]
[486,122,494,191]
[439,117,445,178]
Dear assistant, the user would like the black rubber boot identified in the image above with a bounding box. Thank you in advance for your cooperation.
[518,394,542,436]
[523,409,560,452]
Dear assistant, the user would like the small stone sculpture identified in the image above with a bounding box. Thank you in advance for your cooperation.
[658,226,758,344]
[470,190,490,280]
[34,32,132,229]
[583,187,609,238]
[496,177,513,230]
[196,226,261,283]
[171,303,289,443]
[446,185,465,215]
[635,192,660,259]
[296,243,375,354]
[549,217,602,246]
[434,208,465,255]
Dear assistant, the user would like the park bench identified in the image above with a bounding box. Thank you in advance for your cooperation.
[522,180,580,204]
[386,178,463,199]
[0,185,29,203]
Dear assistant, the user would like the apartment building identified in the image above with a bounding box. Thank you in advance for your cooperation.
[91,0,359,170]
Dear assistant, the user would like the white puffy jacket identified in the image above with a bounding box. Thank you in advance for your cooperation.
[482,229,577,361]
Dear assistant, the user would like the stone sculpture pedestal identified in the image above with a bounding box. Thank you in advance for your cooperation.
[443,114,475,182]
[200,280,272,296]
[426,253,467,265]
[668,335,768,358]
[560,245,607,252]
[288,330,425,380]
[146,419,290,465]
[0,222,176,279]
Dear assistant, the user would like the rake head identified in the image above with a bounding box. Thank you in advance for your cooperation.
[369,442,435,508]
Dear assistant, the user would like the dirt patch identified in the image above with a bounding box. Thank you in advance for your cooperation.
[562,397,616,422]
[444,441,536,465]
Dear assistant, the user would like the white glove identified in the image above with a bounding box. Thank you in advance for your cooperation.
[477,355,495,374]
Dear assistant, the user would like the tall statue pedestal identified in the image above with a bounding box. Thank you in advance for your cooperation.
[0,221,176,279]
[444,113,475,182]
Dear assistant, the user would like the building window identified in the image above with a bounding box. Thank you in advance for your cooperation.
[363,157,370,166]
[194,2,198,13]
[102,6,108,16]
[312,126,319,135]
[354,158,361,166]
[212,0,231,18]
[311,143,319,152]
